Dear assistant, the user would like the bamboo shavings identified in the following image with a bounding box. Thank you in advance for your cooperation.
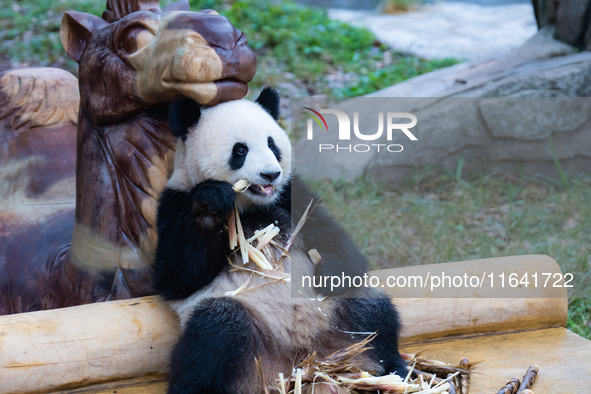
[228,209,237,250]
[281,198,314,258]
[224,274,252,297]
[266,334,477,394]
[246,243,273,270]
[294,369,302,394]
[255,356,271,394]
[235,205,249,264]
[226,180,316,297]
[308,249,322,265]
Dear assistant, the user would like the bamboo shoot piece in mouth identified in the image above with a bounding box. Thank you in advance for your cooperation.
[233,179,251,192]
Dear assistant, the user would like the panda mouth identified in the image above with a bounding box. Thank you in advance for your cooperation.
[248,184,276,196]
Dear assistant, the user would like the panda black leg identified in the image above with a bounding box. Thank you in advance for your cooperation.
[338,297,407,377]
[168,297,260,394]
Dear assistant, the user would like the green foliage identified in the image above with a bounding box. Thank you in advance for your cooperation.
[0,0,104,72]
[568,298,591,340]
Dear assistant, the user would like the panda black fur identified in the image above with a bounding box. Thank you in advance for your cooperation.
[153,88,407,394]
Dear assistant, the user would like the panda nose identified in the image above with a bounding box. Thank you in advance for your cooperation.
[260,171,280,182]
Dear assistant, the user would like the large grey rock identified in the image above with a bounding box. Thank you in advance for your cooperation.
[533,0,591,50]
[294,28,591,183]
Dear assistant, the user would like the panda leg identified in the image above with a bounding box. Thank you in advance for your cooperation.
[338,297,408,377]
[167,297,261,394]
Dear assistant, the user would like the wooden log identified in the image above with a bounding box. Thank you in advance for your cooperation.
[0,298,180,393]
[0,255,567,393]
[379,255,567,342]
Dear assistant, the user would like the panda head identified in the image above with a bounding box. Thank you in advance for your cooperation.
[167,87,291,208]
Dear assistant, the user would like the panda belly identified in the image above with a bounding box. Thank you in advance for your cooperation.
[169,246,336,351]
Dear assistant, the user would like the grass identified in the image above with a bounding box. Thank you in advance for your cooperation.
[0,0,104,72]
[309,170,591,339]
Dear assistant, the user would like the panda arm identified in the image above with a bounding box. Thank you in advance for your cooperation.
[278,175,369,295]
[152,181,235,300]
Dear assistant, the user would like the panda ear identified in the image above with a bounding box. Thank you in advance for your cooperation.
[168,97,201,140]
[255,87,280,121]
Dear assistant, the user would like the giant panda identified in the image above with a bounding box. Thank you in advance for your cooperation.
[153,87,407,394]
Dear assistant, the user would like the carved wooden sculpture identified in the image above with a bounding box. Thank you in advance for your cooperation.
[0,0,257,314]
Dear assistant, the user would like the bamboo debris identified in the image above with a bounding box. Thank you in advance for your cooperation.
[228,209,237,250]
[266,335,477,394]
[255,356,271,394]
[281,199,314,258]
[224,275,252,297]
[497,377,521,394]
[308,249,322,265]
[294,369,302,394]
[235,205,249,264]
[516,365,539,393]
[459,358,470,394]
[226,181,318,296]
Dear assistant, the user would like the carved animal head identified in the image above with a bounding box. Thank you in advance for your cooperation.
[60,0,257,123]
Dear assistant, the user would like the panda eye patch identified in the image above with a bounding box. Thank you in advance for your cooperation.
[267,136,282,162]
[233,143,248,156]
[229,143,249,170]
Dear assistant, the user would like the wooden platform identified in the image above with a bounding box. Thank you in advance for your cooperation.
[1,255,589,393]
[53,327,590,394]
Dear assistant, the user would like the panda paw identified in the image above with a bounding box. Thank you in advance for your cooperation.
[190,180,236,228]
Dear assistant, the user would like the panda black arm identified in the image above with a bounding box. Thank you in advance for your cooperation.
[278,175,369,295]
[152,180,236,300]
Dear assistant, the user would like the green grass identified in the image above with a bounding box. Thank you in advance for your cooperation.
[309,170,591,338]
[0,0,104,71]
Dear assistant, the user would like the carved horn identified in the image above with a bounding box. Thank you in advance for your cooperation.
[102,0,161,23]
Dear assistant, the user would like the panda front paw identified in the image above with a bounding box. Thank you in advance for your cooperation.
[190,180,236,228]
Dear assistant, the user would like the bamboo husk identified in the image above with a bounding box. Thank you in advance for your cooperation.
[516,365,539,393]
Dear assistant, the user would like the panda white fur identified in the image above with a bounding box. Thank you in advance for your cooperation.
[153,88,406,394]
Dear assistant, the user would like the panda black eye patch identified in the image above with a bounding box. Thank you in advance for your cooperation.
[268,137,282,162]
[229,142,249,170]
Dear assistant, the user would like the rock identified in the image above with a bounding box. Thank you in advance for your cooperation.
[294,27,591,184]
[533,0,591,50]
